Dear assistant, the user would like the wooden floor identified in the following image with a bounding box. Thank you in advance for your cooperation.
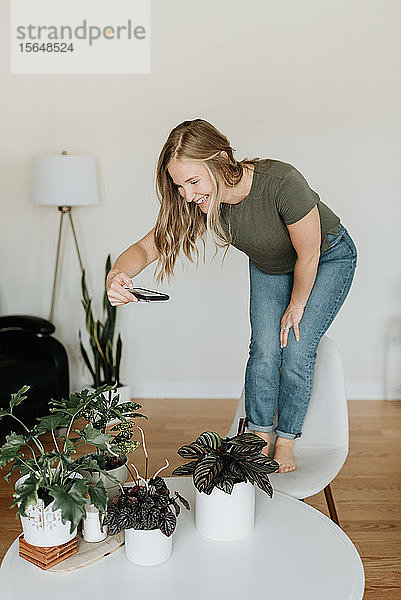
[1,398,400,598]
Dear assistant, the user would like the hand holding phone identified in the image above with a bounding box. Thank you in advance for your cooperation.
[127,287,170,302]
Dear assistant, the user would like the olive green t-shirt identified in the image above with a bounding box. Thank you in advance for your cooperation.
[219,159,340,274]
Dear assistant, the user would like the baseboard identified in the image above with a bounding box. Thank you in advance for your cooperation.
[128,381,399,401]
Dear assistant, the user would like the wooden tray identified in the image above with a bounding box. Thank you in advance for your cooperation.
[48,532,124,572]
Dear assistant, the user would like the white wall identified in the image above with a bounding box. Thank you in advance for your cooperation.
[1,0,400,399]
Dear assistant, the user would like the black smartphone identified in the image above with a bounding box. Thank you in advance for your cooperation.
[127,287,170,302]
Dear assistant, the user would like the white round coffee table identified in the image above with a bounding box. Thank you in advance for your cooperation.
[0,476,364,600]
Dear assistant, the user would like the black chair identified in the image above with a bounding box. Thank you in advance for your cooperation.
[0,315,69,433]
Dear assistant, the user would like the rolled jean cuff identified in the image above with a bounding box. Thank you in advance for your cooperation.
[275,428,301,440]
[246,420,274,434]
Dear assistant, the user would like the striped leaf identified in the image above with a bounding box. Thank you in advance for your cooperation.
[229,443,261,458]
[193,453,223,492]
[177,443,208,459]
[215,477,235,495]
[242,455,279,474]
[171,462,198,476]
[251,471,273,497]
[195,431,222,451]
[229,433,267,449]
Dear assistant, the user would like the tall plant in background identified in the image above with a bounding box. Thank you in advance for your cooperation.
[80,255,122,387]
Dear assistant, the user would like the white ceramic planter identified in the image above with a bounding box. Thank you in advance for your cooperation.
[195,481,255,541]
[80,455,128,501]
[82,504,108,542]
[124,528,173,566]
[15,474,80,547]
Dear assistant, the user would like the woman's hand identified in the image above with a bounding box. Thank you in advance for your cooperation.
[280,304,305,348]
[106,271,139,306]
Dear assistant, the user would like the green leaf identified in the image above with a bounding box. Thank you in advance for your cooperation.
[0,408,9,420]
[79,334,96,383]
[193,454,223,493]
[195,432,222,451]
[81,423,113,450]
[88,481,108,513]
[114,334,122,384]
[0,433,27,468]
[49,478,90,533]
[15,473,39,516]
[75,453,104,472]
[34,413,70,435]
[4,461,23,484]
[10,386,30,410]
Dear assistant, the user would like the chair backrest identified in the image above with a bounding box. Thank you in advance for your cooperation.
[226,336,348,450]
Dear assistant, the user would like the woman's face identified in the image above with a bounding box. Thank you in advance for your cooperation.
[168,159,213,214]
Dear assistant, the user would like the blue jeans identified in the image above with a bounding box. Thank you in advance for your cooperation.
[245,224,357,439]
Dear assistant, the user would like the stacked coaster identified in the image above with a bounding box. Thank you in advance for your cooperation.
[19,535,78,570]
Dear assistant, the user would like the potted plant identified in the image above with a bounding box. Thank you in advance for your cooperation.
[103,426,190,566]
[50,385,147,499]
[80,254,130,405]
[0,386,117,548]
[172,430,279,541]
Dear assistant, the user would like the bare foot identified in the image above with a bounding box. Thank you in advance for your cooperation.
[273,437,296,473]
[252,431,271,457]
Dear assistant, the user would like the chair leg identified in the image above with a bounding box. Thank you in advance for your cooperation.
[324,484,340,526]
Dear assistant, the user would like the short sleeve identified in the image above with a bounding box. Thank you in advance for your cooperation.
[275,168,318,225]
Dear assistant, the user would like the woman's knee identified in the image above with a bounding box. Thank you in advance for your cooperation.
[281,331,319,370]
[249,336,281,366]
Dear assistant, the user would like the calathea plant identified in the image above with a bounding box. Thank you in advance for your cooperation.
[172,431,279,496]
[103,426,190,537]
[50,385,147,470]
[0,386,120,533]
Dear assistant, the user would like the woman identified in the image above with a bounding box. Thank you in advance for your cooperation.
[107,119,357,473]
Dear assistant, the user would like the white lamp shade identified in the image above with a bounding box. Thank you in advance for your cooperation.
[31,154,99,207]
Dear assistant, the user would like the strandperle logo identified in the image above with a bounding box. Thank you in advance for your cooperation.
[11,0,151,74]
[16,20,147,46]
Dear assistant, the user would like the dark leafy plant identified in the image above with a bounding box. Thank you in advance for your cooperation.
[80,254,123,387]
[104,477,190,537]
[50,385,147,460]
[0,386,120,533]
[103,425,190,536]
[172,431,279,497]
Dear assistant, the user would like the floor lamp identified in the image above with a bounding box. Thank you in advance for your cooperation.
[31,152,99,322]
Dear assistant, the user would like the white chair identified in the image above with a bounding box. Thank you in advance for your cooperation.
[226,335,348,526]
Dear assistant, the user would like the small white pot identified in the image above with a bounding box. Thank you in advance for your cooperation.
[124,528,173,566]
[82,504,108,542]
[195,481,255,541]
[15,474,80,547]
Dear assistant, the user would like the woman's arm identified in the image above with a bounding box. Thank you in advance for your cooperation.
[280,206,321,347]
[107,228,160,306]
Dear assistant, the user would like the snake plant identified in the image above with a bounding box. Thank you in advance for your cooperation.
[80,254,122,387]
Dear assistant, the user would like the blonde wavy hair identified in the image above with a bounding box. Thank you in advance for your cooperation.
[154,119,259,283]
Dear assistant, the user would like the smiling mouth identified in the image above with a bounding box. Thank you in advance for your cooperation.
[195,195,209,205]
